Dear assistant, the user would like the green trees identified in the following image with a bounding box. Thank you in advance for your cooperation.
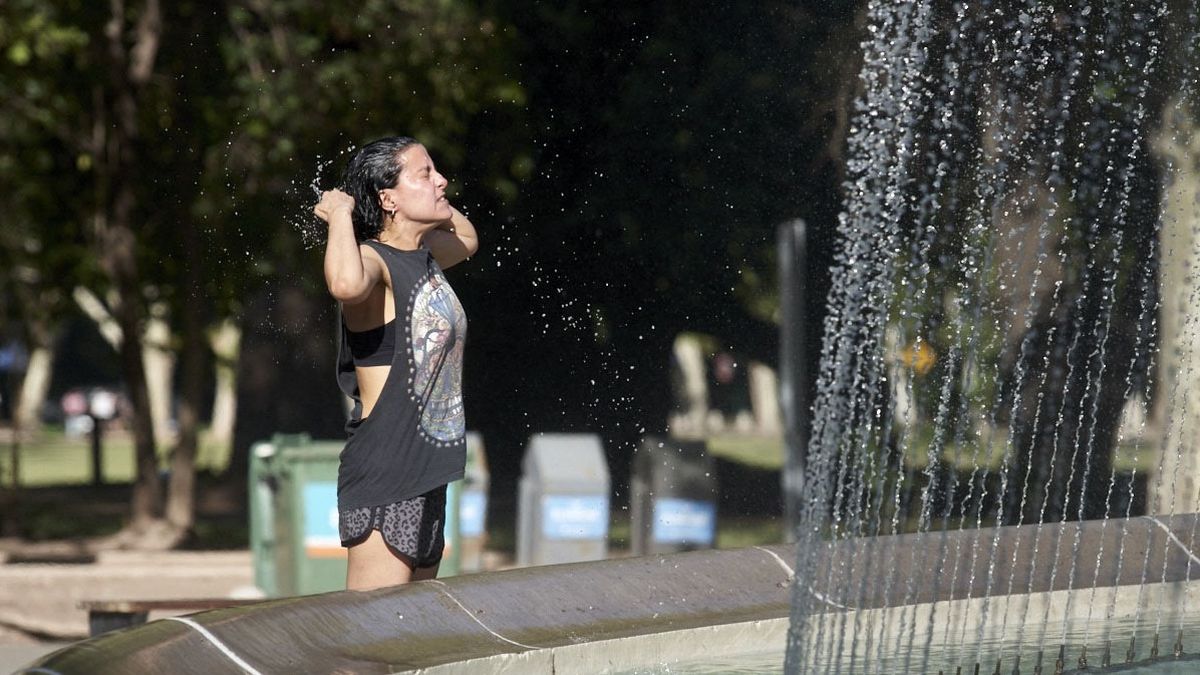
[2,0,171,541]
[1,0,877,544]
[465,3,863,471]
[0,4,92,432]
[0,0,527,544]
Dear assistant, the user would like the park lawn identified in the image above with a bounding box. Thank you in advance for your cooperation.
[895,424,1158,475]
[705,433,784,470]
[702,426,1161,476]
[0,426,232,487]
[715,515,784,548]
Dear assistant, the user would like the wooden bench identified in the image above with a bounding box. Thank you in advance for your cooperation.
[79,598,265,637]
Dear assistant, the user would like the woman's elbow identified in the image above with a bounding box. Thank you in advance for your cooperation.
[327,278,366,303]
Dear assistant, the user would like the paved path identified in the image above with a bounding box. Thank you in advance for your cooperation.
[0,549,254,672]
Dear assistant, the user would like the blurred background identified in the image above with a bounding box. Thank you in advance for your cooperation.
[0,0,863,573]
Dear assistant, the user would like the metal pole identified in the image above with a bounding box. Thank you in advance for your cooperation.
[778,219,807,543]
[90,414,104,486]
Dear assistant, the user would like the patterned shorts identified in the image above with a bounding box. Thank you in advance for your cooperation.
[338,485,447,569]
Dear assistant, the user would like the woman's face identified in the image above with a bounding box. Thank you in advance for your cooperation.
[382,144,452,223]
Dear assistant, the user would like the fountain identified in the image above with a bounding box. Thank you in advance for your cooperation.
[786,1,1200,673]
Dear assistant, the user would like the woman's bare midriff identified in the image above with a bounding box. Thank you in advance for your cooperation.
[355,364,391,418]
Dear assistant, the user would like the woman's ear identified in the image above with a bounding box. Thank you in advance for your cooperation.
[379,189,396,212]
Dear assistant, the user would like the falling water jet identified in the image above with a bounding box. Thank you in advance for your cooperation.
[873,12,972,641]
[1089,220,1160,675]
[787,0,943,666]
[1057,8,1169,655]
[986,5,1078,666]
[785,0,1200,671]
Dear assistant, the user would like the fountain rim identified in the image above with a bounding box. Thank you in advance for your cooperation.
[21,513,1200,674]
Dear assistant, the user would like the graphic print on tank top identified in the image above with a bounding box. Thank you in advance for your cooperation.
[408,270,466,443]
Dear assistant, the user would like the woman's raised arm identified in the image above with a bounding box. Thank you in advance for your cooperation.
[425,205,479,270]
[316,189,384,304]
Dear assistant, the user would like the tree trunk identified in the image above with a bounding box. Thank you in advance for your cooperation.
[167,303,203,534]
[8,257,62,535]
[1151,97,1200,515]
[14,346,53,435]
[12,281,61,436]
[102,231,161,532]
[208,318,241,447]
[143,306,177,448]
[74,288,176,451]
[97,0,164,535]
[166,212,207,533]
[78,196,163,531]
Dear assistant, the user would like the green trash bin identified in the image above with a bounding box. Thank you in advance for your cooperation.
[249,433,346,597]
[249,432,477,592]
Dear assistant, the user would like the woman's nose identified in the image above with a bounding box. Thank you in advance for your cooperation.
[434,171,448,189]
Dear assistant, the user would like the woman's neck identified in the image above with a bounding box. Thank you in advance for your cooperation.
[377,220,432,250]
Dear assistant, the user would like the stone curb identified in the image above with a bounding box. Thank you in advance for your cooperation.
[24,545,796,674]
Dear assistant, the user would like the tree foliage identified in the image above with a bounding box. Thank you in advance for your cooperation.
[0,2,94,336]
[461,2,863,478]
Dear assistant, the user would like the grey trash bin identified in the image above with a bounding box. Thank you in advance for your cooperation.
[517,433,610,566]
[630,435,717,555]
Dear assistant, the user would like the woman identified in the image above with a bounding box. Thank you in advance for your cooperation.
[313,136,477,590]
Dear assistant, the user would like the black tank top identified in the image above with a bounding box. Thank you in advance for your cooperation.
[346,319,396,367]
[335,240,468,509]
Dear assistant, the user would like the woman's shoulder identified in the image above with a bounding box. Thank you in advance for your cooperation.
[354,243,393,289]
[358,240,392,266]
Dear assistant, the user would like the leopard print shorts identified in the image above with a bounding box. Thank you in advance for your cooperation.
[338,485,447,568]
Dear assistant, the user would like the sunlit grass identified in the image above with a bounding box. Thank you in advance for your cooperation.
[705,433,784,470]
[716,516,784,548]
[0,425,232,487]
[896,423,1158,474]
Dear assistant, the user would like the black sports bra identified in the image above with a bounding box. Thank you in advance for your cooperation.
[346,319,396,367]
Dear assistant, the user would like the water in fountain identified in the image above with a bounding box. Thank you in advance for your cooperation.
[786,1,1199,672]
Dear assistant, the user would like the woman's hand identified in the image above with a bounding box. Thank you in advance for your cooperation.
[320,188,382,304]
[314,189,355,224]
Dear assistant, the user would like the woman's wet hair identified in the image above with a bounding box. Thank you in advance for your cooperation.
[341,136,419,241]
